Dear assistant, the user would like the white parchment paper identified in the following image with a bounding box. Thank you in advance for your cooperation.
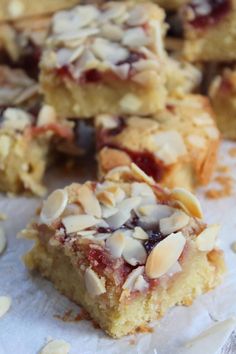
[0,141,236,354]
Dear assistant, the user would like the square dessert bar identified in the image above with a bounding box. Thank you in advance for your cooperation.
[209,68,236,140]
[0,0,80,21]
[183,0,236,62]
[23,163,225,338]
[40,2,167,118]
[0,103,74,195]
[95,94,219,191]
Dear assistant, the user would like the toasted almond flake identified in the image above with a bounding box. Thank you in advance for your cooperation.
[196,224,219,251]
[62,203,83,217]
[133,274,148,292]
[0,296,11,318]
[127,5,148,26]
[96,114,118,129]
[166,261,182,277]
[92,38,128,64]
[138,204,174,219]
[131,163,155,185]
[37,105,57,126]
[170,188,203,219]
[106,197,141,228]
[101,206,118,218]
[62,214,98,234]
[96,190,115,207]
[122,27,149,48]
[123,237,147,266]
[120,94,142,113]
[106,231,126,258]
[133,227,148,240]
[40,189,68,224]
[159,210,190,236]
[8,0,24,17]
[40,339,70,354]
[95,233,111,241]
[0,228,6,254]
[100,3,126,22]
[154,131,187,163]
[105,166,132,182]
[69,45,85,63]
[131,182,156,204]
[145,232,186,279]
[2,108,32,131]
[100,23,124,41]
[77,230,96,237]
[78,185,101,218]
[84,268,106,297]
[122,266,144,290]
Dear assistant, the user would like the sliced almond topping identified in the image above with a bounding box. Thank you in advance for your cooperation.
[40,189,68,224]
[96,190,115,207]
[92,38,128,64]
[78,185,101,218]
[77,230,96,237]
[84,268,106,297]
[37,105,57,126]
[106,231,126,258]
[131,163,155,185]
[119,94,142,113]
[62,203,83,217]
[133,227,148,240]
[127,5,148,26]
[122,266,144,290]
[170,188,203,219]
[154,131,187,165]
[105,166,132,182]
[2,108,32,131]
[100,23,124,41]
[159,210,190,236]
[8,0,24,17]
[62,215,98,234]
[95,114,118,129]
[138,204,174,219]
[0,228,6,254]
[101,206,118,218]
[122,28,149,48]
[106,197,141,228]
[133,274,149,292]
[131,182,156,204]
[196,224,220,252]
[145,232,186,279]
[40,339,70,354]
[0,296,11,318]
[123,237,147,266]
[166,261,182,277]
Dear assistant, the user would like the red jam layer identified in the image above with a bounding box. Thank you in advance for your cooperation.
[189,0,231,28]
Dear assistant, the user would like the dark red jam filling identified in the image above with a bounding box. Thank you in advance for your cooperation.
[219,77,234,93]
[117,51,146,66]
[144,229,166,254]
[105,117,127,137]
[189,0,231,28]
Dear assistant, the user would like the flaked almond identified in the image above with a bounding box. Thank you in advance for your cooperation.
[133,274,149,292]
[62,203,83,217]
[0,228,6,254]
[106,197,141,228]
[122,266,144,290]
[170,188,203,218]
[154,131,187,165]
[40,339,70,354]
[92,38,128,64]
[106,231,126,258]
[96,190,115,207]
[0,296,11,318]
[95,114,118,129]
[127,5,148,26]
[145,232,186,279]
[78,184,101,218]
[138,204,174,219]
[196,224,219,251]
[100,23,124,41]
[131,182,156,204]
[120,94,142,113]
[3,108,32,131]
[133,227,148,240]
[131,163,155,185]
[166,261,182,277]
[105,166,132,182]
[37,105,57,126]
[62,215,98,233]
[40,189,68,224]
[159,210,190,235]
[122,27,149,48]
[101,3,126,22]
[123,237,147,266]
[8,0,24,17]
[77,230,96,237]
[84,268,106,297]
[101,206,118,218]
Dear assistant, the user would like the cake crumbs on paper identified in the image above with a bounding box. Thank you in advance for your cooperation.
[55,308,91,323]
[129,337,137,345]
[231,242,236,253]
[205,175,234,199]
[228,147,236,157]
[136,325,154,334]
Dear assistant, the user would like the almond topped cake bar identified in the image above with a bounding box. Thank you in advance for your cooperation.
[209,68,236,140]
[0,104,74,195]
[95,94,219,191]
[183,0,236,62]
[40,2,167,118]
[23,163,225,338]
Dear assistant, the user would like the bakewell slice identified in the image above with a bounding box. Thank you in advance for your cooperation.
[23,164,225,338]
[183,0,236,62]
[209,68,236,140]
[0,104,74,195]
[95,94,220,191]
[40,2,167,117]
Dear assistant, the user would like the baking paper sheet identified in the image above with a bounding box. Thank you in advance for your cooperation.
[0,141,236,354]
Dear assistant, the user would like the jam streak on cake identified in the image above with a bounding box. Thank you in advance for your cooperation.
[188,0,231,28]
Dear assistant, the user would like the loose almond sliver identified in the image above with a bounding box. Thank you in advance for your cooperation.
[106,197,141,228]
[123,237,147,266]
[131,163,155,185]
[0,296,11,318]
[159,210,190,235]
[96,190,115,207]
[170,188,203,219]
[40,339,70,354]
[62,215,98,233]
[196,224,220,252]
[40,189,68,224]
[133,227,148,240]
[122,266,144,290]
[84,268,106,297]
[78,184,101,218]
[106,231,126,258]
[145,232,186,279]
[0,228,6,254]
